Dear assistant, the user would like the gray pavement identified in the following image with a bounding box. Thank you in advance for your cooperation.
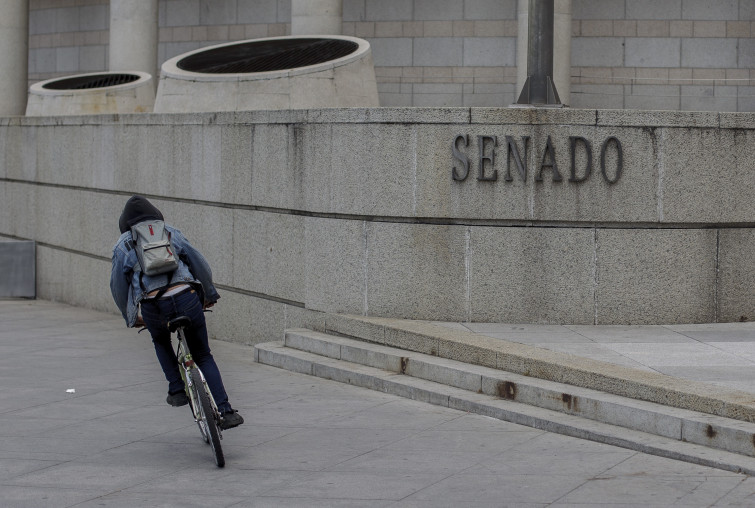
[2,299,755,507]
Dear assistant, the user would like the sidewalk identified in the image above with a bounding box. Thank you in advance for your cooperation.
[2,299,755,507]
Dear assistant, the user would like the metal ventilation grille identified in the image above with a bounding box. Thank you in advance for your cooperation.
[42,73,140,90]
[177,39,360,74]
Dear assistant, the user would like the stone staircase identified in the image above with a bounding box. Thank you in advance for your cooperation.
[254,317,755,475]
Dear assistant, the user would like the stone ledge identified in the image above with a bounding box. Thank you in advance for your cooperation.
[597,109,721,127]
[720,112,755,129]
[471,107,598,125]
[321,313,755,423]
[6,107,752,129]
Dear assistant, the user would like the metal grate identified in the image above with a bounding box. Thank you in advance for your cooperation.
[42,73,140,90]
[177,39,359,74]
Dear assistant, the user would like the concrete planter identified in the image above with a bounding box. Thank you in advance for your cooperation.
[26,72,154,116]
[154,36,379,113]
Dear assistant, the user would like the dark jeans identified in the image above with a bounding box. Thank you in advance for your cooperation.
[140,289,232,413]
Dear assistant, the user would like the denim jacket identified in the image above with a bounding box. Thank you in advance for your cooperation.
[110,225,220,327]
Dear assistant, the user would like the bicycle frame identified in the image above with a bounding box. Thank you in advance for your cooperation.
[174,326,223,440]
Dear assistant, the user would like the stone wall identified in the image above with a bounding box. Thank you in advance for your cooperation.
[27,0,755,112]
[1,108,754,344]
[569,0,755,111]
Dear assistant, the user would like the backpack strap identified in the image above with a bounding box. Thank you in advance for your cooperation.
[129,235,145,291]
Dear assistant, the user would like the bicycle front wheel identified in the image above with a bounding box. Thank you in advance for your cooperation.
[189,368,225,467]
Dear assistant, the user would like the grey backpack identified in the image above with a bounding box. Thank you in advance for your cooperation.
[130,220,178,276]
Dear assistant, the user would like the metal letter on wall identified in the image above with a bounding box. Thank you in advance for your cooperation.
[452,134,470,181]
[450,134,623,185]
[535,135,562,182]
[600,136,623,184]
[477,135,498,181]
[569,136,592,183]
[504,135,529,182]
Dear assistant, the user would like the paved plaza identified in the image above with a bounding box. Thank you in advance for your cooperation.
[2,299,755,507]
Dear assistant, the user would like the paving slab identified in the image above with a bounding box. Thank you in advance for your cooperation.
[1,299,754,507]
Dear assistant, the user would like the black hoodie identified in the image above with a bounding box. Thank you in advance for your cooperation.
[118,195,164,234]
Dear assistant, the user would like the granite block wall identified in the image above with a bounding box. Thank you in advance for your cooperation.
[1,108,754,345]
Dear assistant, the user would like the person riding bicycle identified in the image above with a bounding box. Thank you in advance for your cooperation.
[110,195,243,430]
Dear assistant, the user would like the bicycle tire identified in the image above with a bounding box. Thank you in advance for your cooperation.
[191,389,211,444]
[190,368,225,467]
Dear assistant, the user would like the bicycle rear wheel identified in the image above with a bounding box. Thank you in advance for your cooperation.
[189,368,225,467]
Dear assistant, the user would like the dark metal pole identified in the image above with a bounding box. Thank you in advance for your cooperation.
[516,0,561,106]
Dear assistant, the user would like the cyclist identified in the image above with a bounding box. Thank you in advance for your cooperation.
[110,195,243,430]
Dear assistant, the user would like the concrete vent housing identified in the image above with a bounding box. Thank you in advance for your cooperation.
[154,35,379,113]
[26,71,154,116]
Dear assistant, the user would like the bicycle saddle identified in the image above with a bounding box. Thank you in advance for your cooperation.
[168,316,192,332]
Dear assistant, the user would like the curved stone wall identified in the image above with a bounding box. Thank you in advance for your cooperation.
[0,108,753,344]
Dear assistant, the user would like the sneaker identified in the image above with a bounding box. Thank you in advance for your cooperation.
[166,391,189,407]
[219,409,244,430]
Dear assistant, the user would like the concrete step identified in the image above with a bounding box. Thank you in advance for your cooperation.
[254,329,755,475]
[318,314,755,425]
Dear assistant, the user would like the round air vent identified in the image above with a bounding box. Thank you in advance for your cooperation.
[41,73,141,90]
[177,38,359,74]
[27,71,154,116]
[154,36,379,113]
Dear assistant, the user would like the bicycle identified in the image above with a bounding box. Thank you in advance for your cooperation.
[168,315,225,467]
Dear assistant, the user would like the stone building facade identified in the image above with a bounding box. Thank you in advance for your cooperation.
[23,0,754,112]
